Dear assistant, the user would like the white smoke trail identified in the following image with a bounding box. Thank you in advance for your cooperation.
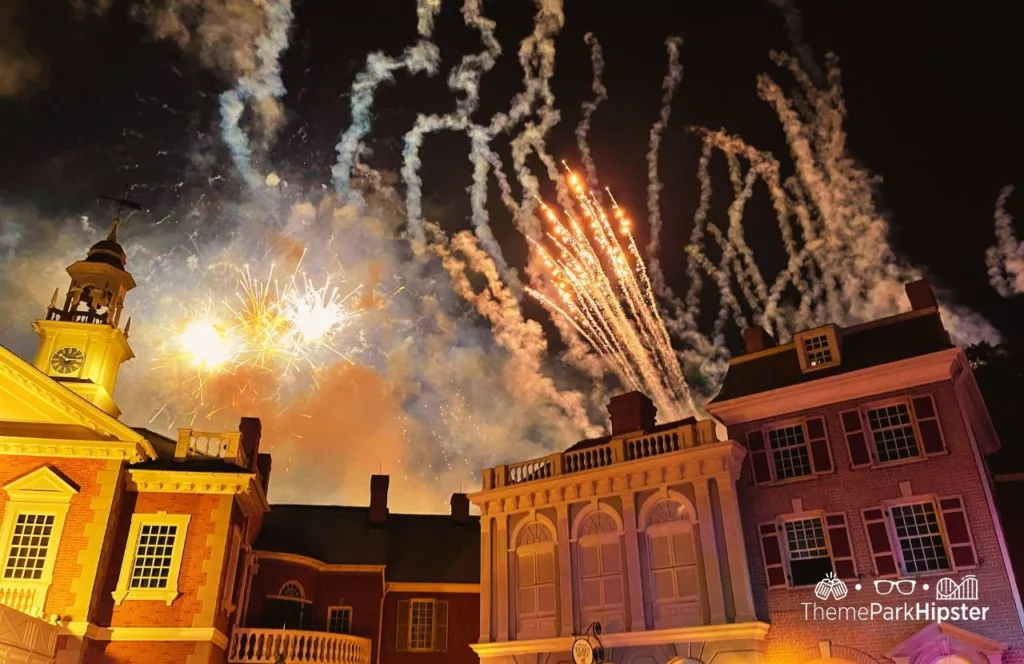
[646,36,683,267]
[575,33,607,189]
[417,0,442,38]
[986,186,1024,297]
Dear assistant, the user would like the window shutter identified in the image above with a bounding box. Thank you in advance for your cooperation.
[911,395,947,455]
[938,496,978,568]
[537,549,557,615]
[396,599,410,651]
[745,430,773,484]
[840,409,872,468]
[434,601,448,652]
[825,513,856,580]
[806,417,833,474]
[862,508,898,578]
[758,523,787,588]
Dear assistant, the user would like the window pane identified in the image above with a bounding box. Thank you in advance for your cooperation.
[129,524,178,590]
[802,334,834,367]
[517,553,535,586]
[890,503,950,573]
[409,600,435,650]
[580,545,601,578]
[784,518,833,587]
[768,425,812,480]
[328,607,352,634]
[649,534,673,569]
[867,404,921,463]
[3,513,55,581]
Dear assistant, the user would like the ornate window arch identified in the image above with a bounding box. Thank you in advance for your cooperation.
[638,492,702,629]
[279,581,305,598]
[572,503,627,632]
[511,516,557,639]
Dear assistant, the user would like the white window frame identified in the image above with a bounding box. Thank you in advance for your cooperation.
[862,398,924,466]
[327,605,353,634]
[407,598,436,652]
[112,511,191,606]
[0,468,78,618]
[883,497,952,577]
[763,419,815,482]
[777,512,833,587]
[794,326,841,372]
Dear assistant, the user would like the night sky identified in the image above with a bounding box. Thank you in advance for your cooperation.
[0,1,1022,506]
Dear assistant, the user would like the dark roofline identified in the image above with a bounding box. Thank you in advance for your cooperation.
[268,503,480,521]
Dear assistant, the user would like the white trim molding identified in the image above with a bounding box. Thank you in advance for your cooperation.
[61,623,228,649]
[111,511,191,606]
[252,550,385,574]
[470,622,770,657]
[389,582,480,594]
[126,469,270,519]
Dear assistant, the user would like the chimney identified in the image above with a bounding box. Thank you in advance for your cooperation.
[607,391,657,437]
[742,326,776,354]
[369,475,389,525]
[451,493,470,525]
[256,453,272,495]
[905,280,937,311]
[239,418,262,470]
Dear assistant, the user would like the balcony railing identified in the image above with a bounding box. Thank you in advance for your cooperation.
[176,429,248,467]
[482,419,719,489]
[0,581,46,618]
[0,602,60,661]
[227,628,371,664]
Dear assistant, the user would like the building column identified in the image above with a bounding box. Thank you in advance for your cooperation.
[555,503,575,636]
[693,478,727,624]
[479,516,493,643]
[496,514,510,641]
[620,493,646,630]
[715,473,757,622]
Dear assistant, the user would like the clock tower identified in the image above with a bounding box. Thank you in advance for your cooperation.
[32,218,136,417]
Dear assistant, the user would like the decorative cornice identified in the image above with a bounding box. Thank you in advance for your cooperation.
[61,623,229,649]
[468,441,746,516]
[0,436,144,462]
[707,348,961,424]
[389,582,480,594]
[126,470,270,517]
[253,550,386,574]
[470,621,771,657]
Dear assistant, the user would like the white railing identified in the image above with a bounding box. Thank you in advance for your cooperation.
[228,628,371,664]
[0,582,45,618]
[0,601,60,661]
[176,429,247,467]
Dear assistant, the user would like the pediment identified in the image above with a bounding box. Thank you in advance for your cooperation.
[886,622,1006,663]
[0,344,145,446]
[4,466,79,503]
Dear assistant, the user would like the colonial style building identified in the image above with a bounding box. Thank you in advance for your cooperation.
[469,281,1024,664]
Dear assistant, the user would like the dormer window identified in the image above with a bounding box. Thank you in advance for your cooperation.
[794,327,841,372]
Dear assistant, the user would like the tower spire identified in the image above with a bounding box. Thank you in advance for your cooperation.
[107,217,121,243]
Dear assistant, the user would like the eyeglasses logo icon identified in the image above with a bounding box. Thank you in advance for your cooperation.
[873,579,917,596]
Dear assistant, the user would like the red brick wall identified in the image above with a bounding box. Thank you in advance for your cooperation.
[246,559,385,662]
[0,456,119,619]
[379,591,479,664]
[93,491,227,628]
[732,380,1024,662]
[83,640,196,663]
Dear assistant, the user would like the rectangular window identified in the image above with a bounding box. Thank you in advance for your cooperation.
[866,403,921,463]
[801,334,834,367]
[129,523,179,589]
[889,502,950,574]
[327,606,352,634]
[409,599,435,650]
[783,518,833,586]
[767,424,812,480]
[3,513,55,581]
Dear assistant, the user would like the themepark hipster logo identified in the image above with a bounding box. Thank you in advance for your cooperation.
[803,574,989,623]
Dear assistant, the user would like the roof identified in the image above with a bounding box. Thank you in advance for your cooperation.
[254,504,480,583]
[130,427,251,473]
[565,417,697,452]
[714,309,953,402]
[86,239,127,270]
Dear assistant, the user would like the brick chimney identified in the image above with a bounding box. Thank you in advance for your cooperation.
[905,280,938,311]
[451,493,470,525]
[742,326,776,354]
[239,417,262,471]
[369,475,389,525]
[607,391,657,437]
[256,453,272,495]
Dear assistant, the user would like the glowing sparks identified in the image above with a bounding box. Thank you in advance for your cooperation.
[179,320,234,369]
[528,166,697,419]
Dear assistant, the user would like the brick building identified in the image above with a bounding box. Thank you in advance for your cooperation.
[469,281,1024,663]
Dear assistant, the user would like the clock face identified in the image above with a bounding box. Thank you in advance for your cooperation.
[50,347,85,374]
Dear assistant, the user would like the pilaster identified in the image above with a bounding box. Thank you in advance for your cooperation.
[555,503,574,636]
[619,493,646,630]
[479,516,493,643]
[496,514,509,641]
[714,473,757,622]
[693,477,727,624]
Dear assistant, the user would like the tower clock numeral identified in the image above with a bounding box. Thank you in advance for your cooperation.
[50,347,85,374]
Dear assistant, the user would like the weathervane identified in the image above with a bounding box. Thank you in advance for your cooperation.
[99,181,143,240]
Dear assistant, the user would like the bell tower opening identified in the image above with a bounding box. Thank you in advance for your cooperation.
[32,195,141,418]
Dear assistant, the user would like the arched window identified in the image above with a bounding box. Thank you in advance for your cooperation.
[514,521,557,639]
[279,581,304,598]
[261,580,309,630]
[642,497,701,629]
[574,508,626,632]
